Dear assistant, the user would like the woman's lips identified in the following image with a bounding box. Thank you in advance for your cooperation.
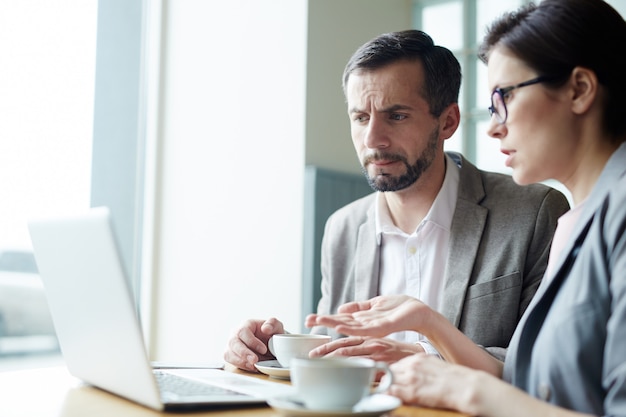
[501,149,514,167]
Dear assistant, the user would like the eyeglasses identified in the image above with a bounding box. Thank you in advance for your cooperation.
[488,76,554,124]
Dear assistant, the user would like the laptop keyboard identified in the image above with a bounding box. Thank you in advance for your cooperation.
[154,371,248,400]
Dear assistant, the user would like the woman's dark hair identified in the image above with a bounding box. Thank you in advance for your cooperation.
[343,30,461,117]
[478,0,626,141]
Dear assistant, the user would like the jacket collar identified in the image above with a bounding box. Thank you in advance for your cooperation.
[544,142,626,289]
[441,153,489,325]
[352,152,490,318]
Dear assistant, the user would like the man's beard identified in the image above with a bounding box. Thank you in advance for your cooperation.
[361,127,439,192]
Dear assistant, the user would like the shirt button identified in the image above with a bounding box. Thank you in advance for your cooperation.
[408,246,417,255]
[538,383,551,401]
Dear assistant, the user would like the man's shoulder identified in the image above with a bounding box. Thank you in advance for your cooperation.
[326,193,376,227]
[453,153,569,210]
[478,168,566,205]
[333,192,376,215]
[480,169,547,195]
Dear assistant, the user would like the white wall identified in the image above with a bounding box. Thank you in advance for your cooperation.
[148,0,413,362]
[149,0,308,361]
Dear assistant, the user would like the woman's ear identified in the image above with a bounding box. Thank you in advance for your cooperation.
[570,66,598,115]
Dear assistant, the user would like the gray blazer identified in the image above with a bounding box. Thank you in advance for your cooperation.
[504,143,626,414]
[314,152,570,357]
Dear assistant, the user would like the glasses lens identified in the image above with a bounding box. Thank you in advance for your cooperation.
[491,90,507,124]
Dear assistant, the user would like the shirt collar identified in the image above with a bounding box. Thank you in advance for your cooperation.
[374,153,460,244]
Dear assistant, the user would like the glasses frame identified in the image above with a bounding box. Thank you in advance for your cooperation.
[488,76,556,124]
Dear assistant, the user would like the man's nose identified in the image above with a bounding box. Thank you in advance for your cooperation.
[363,116,390,149]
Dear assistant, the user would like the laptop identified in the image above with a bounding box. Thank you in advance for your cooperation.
[27,207,294,411]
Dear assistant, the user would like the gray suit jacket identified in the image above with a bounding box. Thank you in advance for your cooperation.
[314,153,570,357]
[504,143,626,414]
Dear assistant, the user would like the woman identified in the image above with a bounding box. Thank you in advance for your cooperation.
[306,0,626,416]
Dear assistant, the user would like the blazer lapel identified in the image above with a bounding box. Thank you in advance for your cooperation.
[441,155,488,326]
[354,205,380,302]
[442,199,488,325]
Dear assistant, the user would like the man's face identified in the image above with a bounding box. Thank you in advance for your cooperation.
[346,60,444,192]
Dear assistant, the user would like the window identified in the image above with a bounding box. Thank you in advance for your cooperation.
[0,0,149,370]
[0,1,97,369]
[413,0,528,174]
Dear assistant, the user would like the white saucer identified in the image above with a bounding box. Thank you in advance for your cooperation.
[267,394,401,417]
[255,359,290,380]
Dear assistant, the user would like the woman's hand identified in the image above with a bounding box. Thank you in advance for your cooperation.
[305,295,431,337]
[389,354,485,413]
[389,354,587,417]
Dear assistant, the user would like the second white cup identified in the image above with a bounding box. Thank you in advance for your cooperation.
[290,357,393,411]
[268,333,331,368]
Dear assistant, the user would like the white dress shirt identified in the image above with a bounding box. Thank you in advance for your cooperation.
[376,154,460,349]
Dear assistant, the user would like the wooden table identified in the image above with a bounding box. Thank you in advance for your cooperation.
[0,364,467,417]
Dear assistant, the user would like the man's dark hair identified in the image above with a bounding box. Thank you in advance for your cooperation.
[342,30,461,117]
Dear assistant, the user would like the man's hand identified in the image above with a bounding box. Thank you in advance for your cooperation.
[223,317,285,371]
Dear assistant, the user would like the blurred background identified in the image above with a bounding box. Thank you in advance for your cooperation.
[2,0,624,370]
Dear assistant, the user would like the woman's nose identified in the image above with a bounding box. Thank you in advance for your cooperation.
[486,115,506,140]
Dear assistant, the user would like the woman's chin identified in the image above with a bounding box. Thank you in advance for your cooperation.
[511,171,537,186]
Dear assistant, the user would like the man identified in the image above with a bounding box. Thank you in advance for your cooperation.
[224,30,569,371]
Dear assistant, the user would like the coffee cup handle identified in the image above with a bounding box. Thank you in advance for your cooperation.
[268,336,276,356]
[372,362,393,394]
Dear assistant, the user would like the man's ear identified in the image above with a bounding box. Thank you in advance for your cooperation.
[440,103,461,140]
[570,66,598,115]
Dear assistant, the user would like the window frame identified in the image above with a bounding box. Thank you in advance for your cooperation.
[412,0,531,166]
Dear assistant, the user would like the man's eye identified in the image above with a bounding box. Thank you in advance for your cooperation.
[390,113,407,121]
[354,115,369,123]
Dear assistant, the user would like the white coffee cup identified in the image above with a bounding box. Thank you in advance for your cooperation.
[290,357,393,411]
[268,334,331,368]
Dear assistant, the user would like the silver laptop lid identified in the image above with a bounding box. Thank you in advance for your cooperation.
[28,207,164,410]
[28,207,295,411]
